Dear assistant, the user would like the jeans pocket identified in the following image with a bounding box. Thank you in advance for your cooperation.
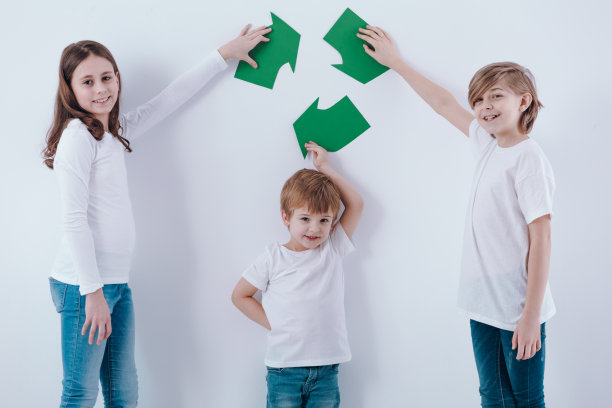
[266,366,285,373]
[330,364,339,373]
[49,277,68,313]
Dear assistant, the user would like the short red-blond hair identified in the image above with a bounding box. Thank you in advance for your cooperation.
[468,62,543,134]
[280,169,341,219]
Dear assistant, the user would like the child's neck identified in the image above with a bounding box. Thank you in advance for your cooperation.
[494,128,529,148]
[95,113,110,132]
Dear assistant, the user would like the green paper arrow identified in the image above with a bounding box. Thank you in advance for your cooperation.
[293,96,370,158]
[324,8,389,84]
[234,13,300,89]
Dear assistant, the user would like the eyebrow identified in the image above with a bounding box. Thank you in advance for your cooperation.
[78,71,114,81]
[297,213,333,217]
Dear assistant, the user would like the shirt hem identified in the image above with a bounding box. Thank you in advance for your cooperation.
[264,354,352,368]
[461,308,556,331]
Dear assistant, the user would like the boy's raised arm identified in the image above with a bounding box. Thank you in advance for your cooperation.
[305,142,363,240]
[357,25,474,137]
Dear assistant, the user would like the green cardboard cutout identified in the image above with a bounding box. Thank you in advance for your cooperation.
[324,8,389,84]
[234,13,300,89]
[293,96,370,158]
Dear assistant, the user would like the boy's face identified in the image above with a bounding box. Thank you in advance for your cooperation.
[282,206,334,251]
[473,80,530,137]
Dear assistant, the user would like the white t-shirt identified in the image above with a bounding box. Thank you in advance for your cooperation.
[243,223,356,368]
[51,50,228,295]
[458,119,556,331]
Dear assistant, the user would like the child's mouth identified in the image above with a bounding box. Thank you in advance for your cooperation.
[483,114,499,122]
[94,96,111,104]
[304,235,319,241]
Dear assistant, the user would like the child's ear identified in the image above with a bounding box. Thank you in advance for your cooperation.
[520,93,533,112]
[281,211,290,227]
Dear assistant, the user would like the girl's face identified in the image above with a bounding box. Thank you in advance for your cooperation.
[71,54,119,129]
[473,81,531,138]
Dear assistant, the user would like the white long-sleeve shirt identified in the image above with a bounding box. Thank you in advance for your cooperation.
[51,50,228,295]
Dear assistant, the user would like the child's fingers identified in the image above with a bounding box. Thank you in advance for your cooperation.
[249,27,271,38]
[370,26,386,39]
[515,342,524,360]
[252,35,270,44]
[363,44,375,57]
[244,57,258,69]
[358,28,380,40]
[511,331,518,350]
[356,33,376,47]
[96,324,105,345]
[81,317,91,336]
[89,321,98,345]
[240,24,251,36]
[104,321,112,341]
[528,342,536,359]
[536,337,542,352]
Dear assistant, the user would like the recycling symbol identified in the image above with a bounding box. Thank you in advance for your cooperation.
[234,8,387,157]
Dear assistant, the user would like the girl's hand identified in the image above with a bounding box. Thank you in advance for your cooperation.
[218,24,272,68]
[512,313,541,360]
[357,25,401,69]
[82,288,112,345]
[305,141,329,171]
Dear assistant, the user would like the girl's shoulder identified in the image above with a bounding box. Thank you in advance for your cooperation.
[56,119,96,158]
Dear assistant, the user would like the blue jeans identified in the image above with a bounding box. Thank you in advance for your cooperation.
[266,364,340,408]
[50,278,138,408]
[470,320,546,408]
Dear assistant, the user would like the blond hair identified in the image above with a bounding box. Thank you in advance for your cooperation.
[280,169,341,219]
[468,62,543,134]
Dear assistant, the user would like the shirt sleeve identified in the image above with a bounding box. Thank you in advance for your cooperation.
[516,170,555,224]
[242,248,272,292]
[53,127,103,295]
[329,223,356,257]
[121,50,228,140]
[468,119,495,158]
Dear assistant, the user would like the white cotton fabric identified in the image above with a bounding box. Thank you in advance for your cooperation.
[243,223,356,368]
[458,119,556,331]
[51,50,228,295]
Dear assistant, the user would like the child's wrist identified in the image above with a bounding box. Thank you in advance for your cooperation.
[316,163,333,174]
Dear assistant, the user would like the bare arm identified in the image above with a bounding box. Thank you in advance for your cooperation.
[231,278,271,330]
[305,142,363,240]
[357,26,474,137]
[512,215,551,360]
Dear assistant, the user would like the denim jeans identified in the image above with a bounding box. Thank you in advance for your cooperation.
[50,278,138,408]
[470,319,546,408]
[266,364,340,408]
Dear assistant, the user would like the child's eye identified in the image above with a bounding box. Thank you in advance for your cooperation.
[83,80,92,85]
[494,94,503,98]
[103,76,111,81]
[301,217,309,222]
[320,219,329,223]
[474,97,483,104]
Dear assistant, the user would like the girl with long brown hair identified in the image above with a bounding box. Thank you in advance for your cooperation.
[44,25,270,407]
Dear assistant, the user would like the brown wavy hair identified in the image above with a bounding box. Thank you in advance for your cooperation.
[468,62,543,134]
[281,169,341,219]
[43,40,131,169]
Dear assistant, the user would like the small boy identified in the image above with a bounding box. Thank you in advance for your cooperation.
[232,141,363,407]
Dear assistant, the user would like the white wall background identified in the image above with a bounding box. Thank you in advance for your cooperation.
[1,0,611,406]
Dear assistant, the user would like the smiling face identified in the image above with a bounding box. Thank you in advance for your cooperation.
[70,54,119,129]
[282,206,334,251]
[472,80,532,139]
